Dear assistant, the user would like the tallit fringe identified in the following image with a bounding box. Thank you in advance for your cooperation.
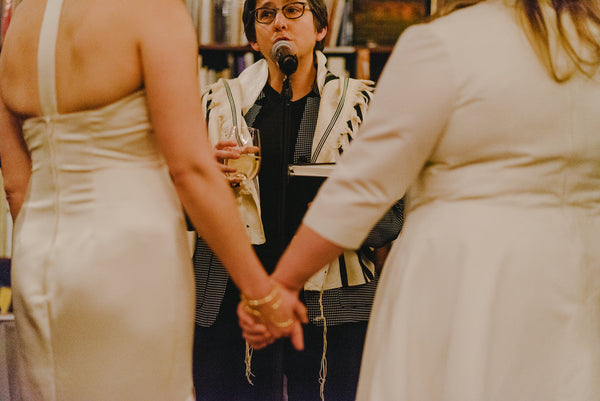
[315,287,328,401]
[244,341,255,385]
[346,81,373,135]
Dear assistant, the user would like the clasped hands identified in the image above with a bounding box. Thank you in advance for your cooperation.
[214,139,308,349]
[238,280,307,350]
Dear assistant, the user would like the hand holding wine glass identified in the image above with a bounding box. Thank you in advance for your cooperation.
[223,126,261,182]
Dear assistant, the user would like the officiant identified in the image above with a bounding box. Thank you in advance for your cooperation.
[190,1,403,400]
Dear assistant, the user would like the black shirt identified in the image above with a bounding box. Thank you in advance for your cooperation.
[245,82,321,271]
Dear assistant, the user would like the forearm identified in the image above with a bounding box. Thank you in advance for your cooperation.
[0,100,31,221]
[2,164,31,221]
[173,169,271,299]
[272,224,344,292]
[6,190,26,221]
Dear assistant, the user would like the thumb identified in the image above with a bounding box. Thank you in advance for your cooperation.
[294,300,309,324]
[289,321,304,351]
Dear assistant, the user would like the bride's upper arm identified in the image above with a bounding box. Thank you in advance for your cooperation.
[136,0,213,176]
[0,93,31,219]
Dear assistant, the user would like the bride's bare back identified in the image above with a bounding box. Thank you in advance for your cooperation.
[0,0,190,118]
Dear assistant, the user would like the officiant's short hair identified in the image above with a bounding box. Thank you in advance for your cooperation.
[242,0,329,51]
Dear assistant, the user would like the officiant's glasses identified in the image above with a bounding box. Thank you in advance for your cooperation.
[253,2,311,24]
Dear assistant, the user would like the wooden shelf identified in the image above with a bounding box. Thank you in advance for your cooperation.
[363,45,395,54]
[323,46,357,54]
[198,44,254,52]
[198,45,394,81]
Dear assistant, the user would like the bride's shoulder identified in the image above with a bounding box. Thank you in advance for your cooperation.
[126,0,196,41]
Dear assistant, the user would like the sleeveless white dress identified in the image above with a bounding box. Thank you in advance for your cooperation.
[11,0,195,400]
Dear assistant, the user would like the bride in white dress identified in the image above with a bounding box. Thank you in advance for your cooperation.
[241,0,600,399]
[0,0,305,400]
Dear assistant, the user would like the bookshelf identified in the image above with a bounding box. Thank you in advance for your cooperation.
[197,44,258,88]
[1,1,429,81]
[324,46,395,81]
[191,0,430,84]
[353,0,429,46]
[197,44,396,82]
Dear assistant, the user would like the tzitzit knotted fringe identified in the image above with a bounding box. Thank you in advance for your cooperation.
[244,290,329,400]
[314,287,328,401]
[244,341,255,385]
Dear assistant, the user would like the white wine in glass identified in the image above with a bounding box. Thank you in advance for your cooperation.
[225,127,261,181]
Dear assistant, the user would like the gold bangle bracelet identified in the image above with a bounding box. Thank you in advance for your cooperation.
[243,305,263,319]
[272,318,295,328]
[242,286,279,307]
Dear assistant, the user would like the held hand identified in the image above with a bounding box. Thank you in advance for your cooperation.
[213,139,242,187]
[214,139,240,163]
[277,284,307,351]
[240,281,307,350]
[237,303,275,350]
[241,145,260,155]
[214,139,258,162]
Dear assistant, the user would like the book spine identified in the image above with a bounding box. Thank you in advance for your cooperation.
[199,0,213,45]
[328,0,347,47]
[355,48,370,80]
[213,0,226,44]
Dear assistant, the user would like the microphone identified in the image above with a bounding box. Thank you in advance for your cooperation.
[272,40,298,76]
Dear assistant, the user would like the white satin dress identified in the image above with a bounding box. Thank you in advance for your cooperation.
[11,0,195,399]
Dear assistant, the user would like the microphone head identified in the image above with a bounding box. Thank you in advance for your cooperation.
[272,40,298,76]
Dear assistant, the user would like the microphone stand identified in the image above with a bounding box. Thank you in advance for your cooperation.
[272,45,297,400]
[271,41,297,257]
[279,75,293,255]
[273,73,293,401]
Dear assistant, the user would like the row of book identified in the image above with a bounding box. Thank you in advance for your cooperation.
[325,0,354,47]
[184,0,427,48]
[1,0,427,51]
[183,0,354,47]
[197,50,349,88]
[183,0,353,47]
[185,0,248,46]
[197,51,256,88]
[330,0,429,47]
[353,0,428,46]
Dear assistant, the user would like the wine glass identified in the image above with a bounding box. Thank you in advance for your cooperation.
[224,126,261,181]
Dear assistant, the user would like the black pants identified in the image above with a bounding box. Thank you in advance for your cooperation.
[284,321,368,401]
[192,280,284,401]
